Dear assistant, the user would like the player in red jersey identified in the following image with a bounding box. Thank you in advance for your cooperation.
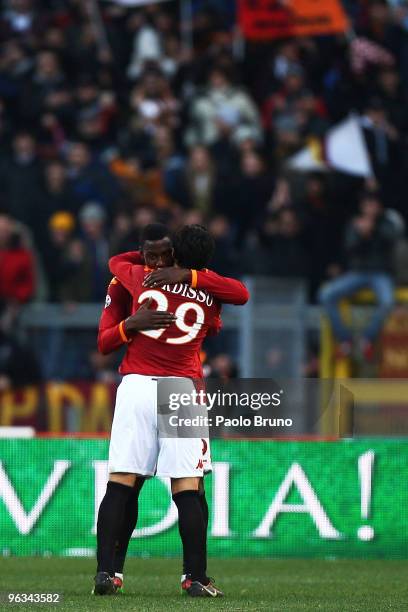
[98,224,175,357]
[94,225,249,597]
[97,224,248,593]
[97,224,175,593]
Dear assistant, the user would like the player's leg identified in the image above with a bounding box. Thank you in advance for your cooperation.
[158,432,222,597]
[198,477,209,567]
[94,374,158,595]
[112,476,145,592]
[181,477,208,582]
[95,472,137,594]
[171,477,207,583]
[171,474,222,597]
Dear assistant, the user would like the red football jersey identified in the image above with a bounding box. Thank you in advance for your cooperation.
[110,260,222,378]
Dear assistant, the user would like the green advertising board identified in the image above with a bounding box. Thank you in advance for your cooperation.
[0,438,407,558]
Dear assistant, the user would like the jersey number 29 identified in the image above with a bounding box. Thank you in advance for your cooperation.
[138,289,204,345]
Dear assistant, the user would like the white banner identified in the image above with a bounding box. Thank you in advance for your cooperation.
[288,115,373,178]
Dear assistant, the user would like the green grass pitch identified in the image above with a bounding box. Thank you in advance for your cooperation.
[2,557,407,611]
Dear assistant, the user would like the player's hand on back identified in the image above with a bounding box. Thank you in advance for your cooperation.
[124,298,176,333]
[143,267,191,288]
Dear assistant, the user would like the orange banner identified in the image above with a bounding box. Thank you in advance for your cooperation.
[239,0,349,41]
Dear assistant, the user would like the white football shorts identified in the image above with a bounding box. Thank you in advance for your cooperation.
[108,374,211,478]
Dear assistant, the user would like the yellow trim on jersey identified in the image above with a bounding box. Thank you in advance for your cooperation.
[191,269,198,288]
[119,320,130,343]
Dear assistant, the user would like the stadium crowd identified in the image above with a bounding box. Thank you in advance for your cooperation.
[1,0,408,382]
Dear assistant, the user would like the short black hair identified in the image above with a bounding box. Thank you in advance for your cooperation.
[173,224,215,270]
[140,223,170,245]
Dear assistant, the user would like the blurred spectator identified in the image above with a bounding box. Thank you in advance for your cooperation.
[66,141,119,212]
[246,208,311,278]
[270,207,311,277]
[155,125,185,200]
[32,160,76,249]
[160,33,183,79]
[295,174,338,293]
[271,41,301,82]
[0,132,42,225]
[73,75,117,152]
[263,66,328,164]
[43,160,75,213]
[360,97,402,207]
[373,67,407,132]
[58,238,93,303]
[0,213,35,328]
[41,210,75,301]
[175,145,215,214]
[79,202,109,301]
[124,69,179,149]
[319,192,403,358]
[0,40,33,109]
[186,66,261,146]
[21,49,67,123]
[209,107,241,177]
[208,215,238,276]
[234,150,274,241]
[127,13,163,80]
